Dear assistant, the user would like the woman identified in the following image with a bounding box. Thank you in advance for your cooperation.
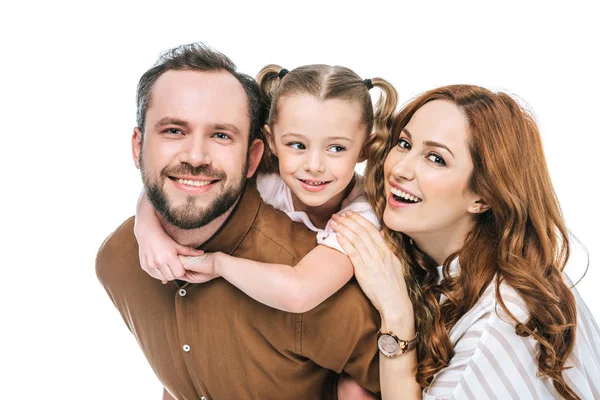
[332,85,600,399]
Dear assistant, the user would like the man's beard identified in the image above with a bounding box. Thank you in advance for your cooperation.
[140,155,249,230]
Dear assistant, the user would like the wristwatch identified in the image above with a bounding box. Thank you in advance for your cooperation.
[377,331,418,358]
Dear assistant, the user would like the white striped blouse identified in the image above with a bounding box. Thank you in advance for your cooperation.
[423,268,600,399]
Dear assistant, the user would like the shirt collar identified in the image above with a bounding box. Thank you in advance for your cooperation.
[200,180,261,255]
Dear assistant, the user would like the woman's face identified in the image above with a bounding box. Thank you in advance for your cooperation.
[382,100,481,238]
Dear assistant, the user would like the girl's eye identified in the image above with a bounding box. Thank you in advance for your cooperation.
[327,145,346,153]
[288,142,306,150]
[213,132,231,140]
[397,138,411,150]
[427,153,446,166]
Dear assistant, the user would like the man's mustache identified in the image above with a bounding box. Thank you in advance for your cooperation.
[162,163,226,179]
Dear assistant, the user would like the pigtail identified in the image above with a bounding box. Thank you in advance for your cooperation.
[362,78,398,161]
[255,64,285,173]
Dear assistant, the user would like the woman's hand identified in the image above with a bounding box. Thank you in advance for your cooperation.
[331,211,414,329]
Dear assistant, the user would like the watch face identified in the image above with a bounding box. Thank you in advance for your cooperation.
[378,334,399,357]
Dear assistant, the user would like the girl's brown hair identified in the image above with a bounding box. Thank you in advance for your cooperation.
[255,64,398,173]
[364,85,579,399]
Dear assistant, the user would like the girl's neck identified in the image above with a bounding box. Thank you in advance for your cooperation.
[291,177,355,230]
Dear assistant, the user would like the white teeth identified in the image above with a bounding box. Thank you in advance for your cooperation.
[303,180,328,186]
[177,178,212,187]
[390,187,422,202]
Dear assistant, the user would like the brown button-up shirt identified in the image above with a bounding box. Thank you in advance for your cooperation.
[96,181,380,400]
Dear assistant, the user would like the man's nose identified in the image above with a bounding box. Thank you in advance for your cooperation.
[303,150,325,174]
[179,134,211,167]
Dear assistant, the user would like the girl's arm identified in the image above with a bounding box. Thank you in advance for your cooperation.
[183,245,354,313]
[331,211,421,400]
[134,191,203,282]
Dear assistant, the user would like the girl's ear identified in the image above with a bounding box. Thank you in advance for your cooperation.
[264,124,277,156]
[358,133,377,162]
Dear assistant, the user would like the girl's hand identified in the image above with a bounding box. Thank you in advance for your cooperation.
[330,211,413,326]
[179,253,220,284]
[137,228,205,283]
[134,190,204,283]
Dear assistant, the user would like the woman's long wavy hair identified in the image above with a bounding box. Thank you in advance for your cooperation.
[255,64,398,173]
[363,85,579,399]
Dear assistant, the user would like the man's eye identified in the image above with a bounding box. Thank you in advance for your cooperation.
[427,153,446,166]
[214,132,231,140]
[288,142,306,150]
[327,145,346,153]
[166,128,183,135]
[396,138,411,150]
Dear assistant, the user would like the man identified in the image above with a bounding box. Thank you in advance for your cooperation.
[96,43,380,400]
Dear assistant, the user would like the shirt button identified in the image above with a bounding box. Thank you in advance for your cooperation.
[183,344,190,352]
[178,289,187,297]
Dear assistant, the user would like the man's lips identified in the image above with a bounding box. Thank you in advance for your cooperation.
[168,176,219,193]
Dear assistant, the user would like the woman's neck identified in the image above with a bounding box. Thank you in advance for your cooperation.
[409,217,475,266]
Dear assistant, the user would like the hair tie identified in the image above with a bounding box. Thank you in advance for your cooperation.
[364,78,374,90]
[278,68,289,79]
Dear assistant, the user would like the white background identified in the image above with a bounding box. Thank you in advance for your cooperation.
[1,1,598,399]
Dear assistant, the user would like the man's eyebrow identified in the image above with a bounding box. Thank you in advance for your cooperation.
[424,140,454,157]
[212,123,241,136]
[154,117,190,130]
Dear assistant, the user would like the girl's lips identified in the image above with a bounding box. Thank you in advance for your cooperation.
[387,193,421,209]
[298,178,330,192]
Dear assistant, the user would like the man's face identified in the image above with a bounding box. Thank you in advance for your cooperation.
[132,69,263,229]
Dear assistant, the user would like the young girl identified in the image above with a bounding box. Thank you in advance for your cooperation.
[135,64,397,314]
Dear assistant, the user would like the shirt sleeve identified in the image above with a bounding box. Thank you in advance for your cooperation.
[317,194,380,254]
[423,301,543,399]
[299,283,381,395]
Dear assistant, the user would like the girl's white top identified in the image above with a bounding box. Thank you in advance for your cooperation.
[424,263,600,399]
[256,173,379,255]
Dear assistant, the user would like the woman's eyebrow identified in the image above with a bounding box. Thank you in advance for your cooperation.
[424,140,454,157]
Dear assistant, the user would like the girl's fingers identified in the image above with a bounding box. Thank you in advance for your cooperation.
[177,245,204,257]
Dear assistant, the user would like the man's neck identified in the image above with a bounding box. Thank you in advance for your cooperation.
[159,200,238,249]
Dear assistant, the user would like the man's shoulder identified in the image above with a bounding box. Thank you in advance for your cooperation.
[96,216,138,284]
[244,201,317,265]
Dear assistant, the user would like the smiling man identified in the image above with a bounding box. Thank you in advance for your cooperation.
[96,43,380,400]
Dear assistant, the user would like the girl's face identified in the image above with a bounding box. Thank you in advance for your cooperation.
[267,94,367,209]
[383,100,482,239]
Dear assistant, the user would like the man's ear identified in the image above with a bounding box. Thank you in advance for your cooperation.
[468,199,491,214]
[263,124,277,156]
[132,127,143,169]
[358,132,377,162]
[246,138,265,178]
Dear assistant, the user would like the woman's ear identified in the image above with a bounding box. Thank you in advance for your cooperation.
[468,199,491,214]
[358,133,377,162]
[264,124,277,156]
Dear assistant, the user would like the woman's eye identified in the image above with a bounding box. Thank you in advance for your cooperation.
[427,153,446,166]
[397,138,411,150]
[328,145,346,153]
[288,142,306,150]
[214,132,231,140]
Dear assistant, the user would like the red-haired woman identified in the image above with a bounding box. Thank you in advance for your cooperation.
[332,85,600,399]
